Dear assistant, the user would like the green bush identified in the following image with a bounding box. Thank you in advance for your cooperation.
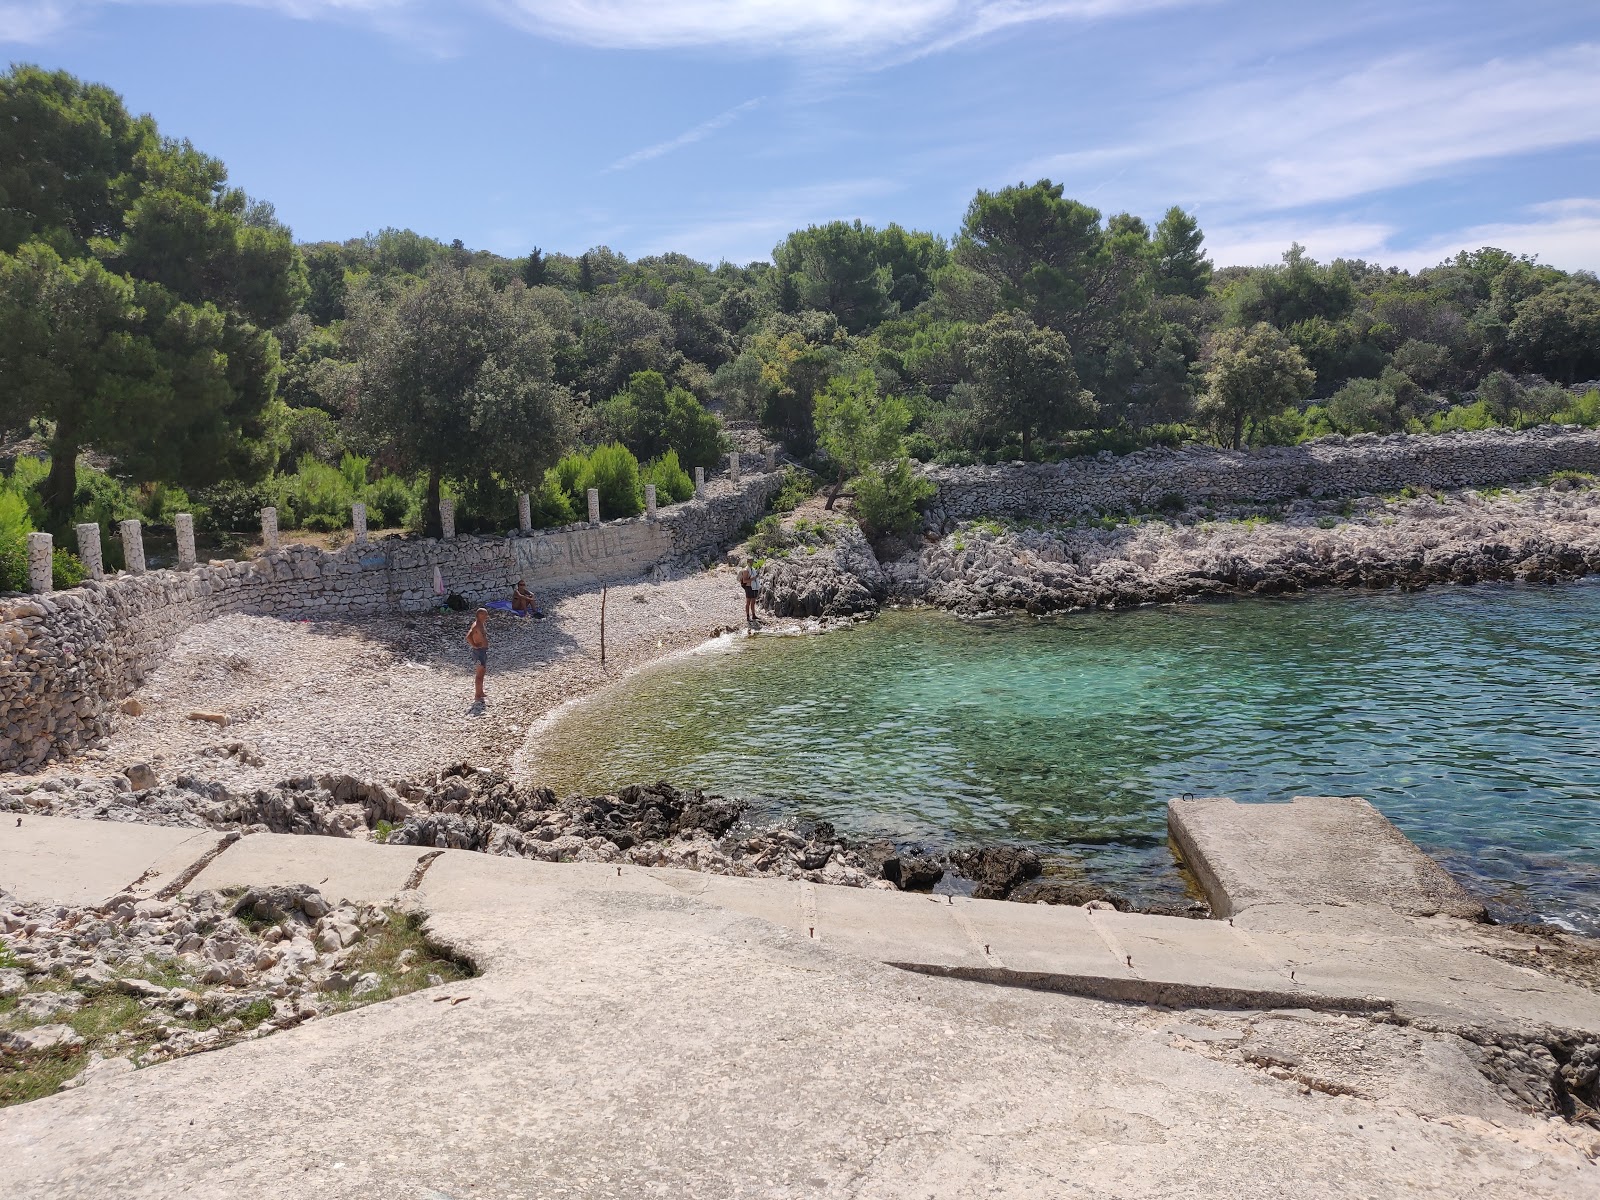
[51,547,85,588]
[641,448,694,504]
[365,472,417,528]
[529,472,578,528]
[770,465,816,513]
[584,442,644,519]
[196,481,271,532]
[0,487,30,592]
[852,458,935,538]
[1554,389,1600,426]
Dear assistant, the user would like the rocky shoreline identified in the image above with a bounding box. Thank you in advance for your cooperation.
[758,480,1600,618]
[1,765,1207,916]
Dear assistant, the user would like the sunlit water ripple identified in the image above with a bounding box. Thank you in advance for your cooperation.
[531,583,1600,933]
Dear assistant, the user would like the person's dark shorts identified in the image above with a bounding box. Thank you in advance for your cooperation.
[743,586,758,600]
[472,646,488,668]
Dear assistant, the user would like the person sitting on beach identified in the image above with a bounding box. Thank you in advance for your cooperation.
[511,579,542,617]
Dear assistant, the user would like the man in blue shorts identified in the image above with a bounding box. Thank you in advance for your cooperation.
[466,608,489,703]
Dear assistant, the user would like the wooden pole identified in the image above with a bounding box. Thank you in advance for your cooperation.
[600,587,607,666]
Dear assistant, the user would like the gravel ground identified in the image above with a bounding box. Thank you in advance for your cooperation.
[56,567,761,791]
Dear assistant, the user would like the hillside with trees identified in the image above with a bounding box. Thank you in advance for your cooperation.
[3,67,1598,586]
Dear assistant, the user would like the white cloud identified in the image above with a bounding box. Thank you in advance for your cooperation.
[0,0,1195,52]
[1035,44,1600,215]
[1200,201,1600,274]
[1394,199,1600,274]
[1200,219,1399,269]
[646,178,899,263]
[607,97,763,172]
[0,0,70,40]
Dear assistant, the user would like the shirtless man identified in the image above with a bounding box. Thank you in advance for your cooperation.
[511,579,539,616]
[466,608,489,703]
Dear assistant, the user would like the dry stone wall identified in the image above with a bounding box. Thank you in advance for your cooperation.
[925,427,1600,524]
[0,472,781,771]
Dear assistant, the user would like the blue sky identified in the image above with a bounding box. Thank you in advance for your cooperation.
[4,1,1599,270]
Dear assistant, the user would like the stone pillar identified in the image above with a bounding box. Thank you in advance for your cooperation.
[517,493,531,532]
[174,513,196,568]
[75,523,103,580]
[351,502,368,545]
[586,487,600,524]
[729,451,741,483]
[765,447,777,472]
[26,532,52,594]
[645,484,658,520]
[260,507,279,552]
[119,519,146,574]
[694,466,706,499]
[439,499,455,540]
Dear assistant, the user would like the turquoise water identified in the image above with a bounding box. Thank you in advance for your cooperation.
[532,585,1600,932]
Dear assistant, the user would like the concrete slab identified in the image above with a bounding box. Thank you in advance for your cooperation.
[948,895,1124,977]
[3,843,1594,1200]
[0,814,221,907]
[1237,905,1600,1034]
[1169,794,1486,920]
[184,830,428,906]
[810,881,982,967]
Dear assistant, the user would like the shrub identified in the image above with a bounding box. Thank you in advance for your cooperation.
[0,487,30,592]
[1553,389,1600,427]
[196,481,272,532]
[641,448,694,505]
[528,472,578,528]
[584,442,644,519]
[365,472,416,528]
[852,458,935,538]
[51,548,84,588]
[770,464,816,514]
[139,482,193,526]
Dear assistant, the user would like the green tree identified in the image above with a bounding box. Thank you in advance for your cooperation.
[301,245,347,323]
[772,220,889,333]
[965,315,1097,457]
[521,247,547,287]
[346,266,575,536]
[1508,280,1600,383]
[1198,323,1315,448]
[813,370,912,509]
[1151,207,1212,299]
[599,369,725,471]
[0,66,306,523]
[956,180,1103,333]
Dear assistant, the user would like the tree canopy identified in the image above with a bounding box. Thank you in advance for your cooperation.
[0,65,304,523]
[345,266,574,535]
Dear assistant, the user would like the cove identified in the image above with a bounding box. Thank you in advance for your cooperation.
[530,583,1600,934]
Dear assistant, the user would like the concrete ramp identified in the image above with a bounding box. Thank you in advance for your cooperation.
[1168,794,1486,920]
[0,814,227,907]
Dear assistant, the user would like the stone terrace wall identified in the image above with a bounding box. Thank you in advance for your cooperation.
[0,471,781,771]
[925,426,1600,524]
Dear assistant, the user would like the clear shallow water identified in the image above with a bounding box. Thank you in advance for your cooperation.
[532,585,1600,933]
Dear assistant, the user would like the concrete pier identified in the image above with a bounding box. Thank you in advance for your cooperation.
[118,519,145,574]
[174,512,196,567]
[75,522,103,580]
[1168,794,1487,920]
[26,532,52,593]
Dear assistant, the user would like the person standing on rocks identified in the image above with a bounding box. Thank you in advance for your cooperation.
[466,609,489,704]
[738,562,761,627]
